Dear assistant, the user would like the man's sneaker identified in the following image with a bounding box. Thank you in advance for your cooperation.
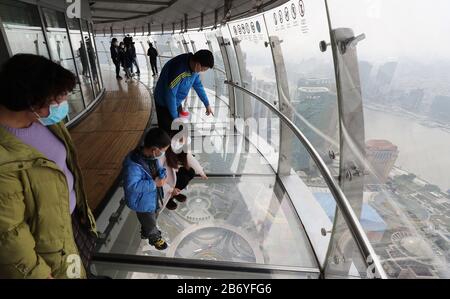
[174,194,187,203]
[116,76,123,80]
[151,238,168,250]
[166,198,178,210]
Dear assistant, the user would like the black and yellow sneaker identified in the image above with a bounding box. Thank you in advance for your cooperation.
[151,238,168,250]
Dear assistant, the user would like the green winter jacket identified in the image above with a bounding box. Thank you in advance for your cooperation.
[0,122,97,279]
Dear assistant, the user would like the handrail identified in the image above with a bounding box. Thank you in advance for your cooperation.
[224,80,387,279]
[92,252,320,278]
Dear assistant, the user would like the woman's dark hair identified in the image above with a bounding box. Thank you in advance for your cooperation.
[144,128,171,149]
[111,38,118,43]
[0,54,76,111]
[192,50,214,68]
[165,147,187,169]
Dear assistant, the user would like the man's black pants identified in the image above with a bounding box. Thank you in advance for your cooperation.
[155,104,183,137]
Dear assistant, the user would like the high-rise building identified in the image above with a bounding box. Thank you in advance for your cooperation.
[292,80,339,171]
[366,140,399,184]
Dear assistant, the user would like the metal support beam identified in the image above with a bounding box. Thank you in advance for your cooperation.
[216,36,236,118]
[110,26,113,37]
[172,22,175,34]
[92,16,124,20]
[91,7,146,14]
[199,12,204,31]
[224,0,233,22]
[213,9,219,29]
[89,0,171,6]
[161,23,164,35]
[267,35,294,175]
[148,23,151,35]
[184,14,188,33]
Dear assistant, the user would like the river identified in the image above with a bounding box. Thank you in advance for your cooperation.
[364,108,450,192]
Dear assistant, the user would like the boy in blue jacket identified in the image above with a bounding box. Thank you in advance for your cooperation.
[123,128,171,250]
[154,50,215,136]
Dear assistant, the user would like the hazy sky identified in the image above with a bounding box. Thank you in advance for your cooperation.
[327,0,450,62]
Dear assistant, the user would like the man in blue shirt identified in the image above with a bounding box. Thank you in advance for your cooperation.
[154,50,214,136]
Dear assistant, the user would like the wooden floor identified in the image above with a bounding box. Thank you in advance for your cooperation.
[70,73,154,212]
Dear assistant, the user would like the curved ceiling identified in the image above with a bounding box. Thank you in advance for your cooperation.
[90,0,289,33]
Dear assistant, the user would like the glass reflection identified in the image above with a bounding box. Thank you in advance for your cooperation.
[41,7,85,119]
[67,18,95,106]
[0,0,49,58]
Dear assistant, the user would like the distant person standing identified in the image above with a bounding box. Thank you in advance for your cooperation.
[119,42,133,80]
[85,37,98,80]
[110,38,122,80]
[154,50,215,136]
[147,42,159,76]
[123,35,140,76]
[78,41,89,77]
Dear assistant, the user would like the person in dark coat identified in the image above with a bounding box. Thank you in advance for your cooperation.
[110,38,122,80]
[147,42,159,76]
[120,43,134,80]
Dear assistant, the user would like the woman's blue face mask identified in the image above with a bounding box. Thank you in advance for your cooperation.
[33,101,69,126]
[144,149,165,160]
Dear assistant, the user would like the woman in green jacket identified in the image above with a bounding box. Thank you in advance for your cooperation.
[0,54,97,279]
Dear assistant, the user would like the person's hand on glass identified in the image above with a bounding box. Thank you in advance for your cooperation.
[200,173,208,180]
[206,105,214,116]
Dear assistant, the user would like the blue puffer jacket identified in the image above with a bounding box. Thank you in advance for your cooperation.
[122,150,166,213]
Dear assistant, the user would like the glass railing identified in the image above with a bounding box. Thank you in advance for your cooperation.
[324,0,450,279]
[224,80,386,278]
[93,32,387,278]
[93,0,450,277]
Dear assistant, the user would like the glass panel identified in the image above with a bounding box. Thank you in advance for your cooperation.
[279,124,371,277]
[81,20,100,96]
[133,35,150,76]
[220,25,244,119]
[41,7,84,119]
[206,31,229,102]
[245,97,280,171]
[96,36,111,66]
[170,34,185,55]
[88,22,103,89]
[0,0,49,57]
[228,15,278,105]
[98,176,317,270]
[67,18,95,106]
[328,0,450,278]
[264,0,340,175]
[152,34,173,57]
